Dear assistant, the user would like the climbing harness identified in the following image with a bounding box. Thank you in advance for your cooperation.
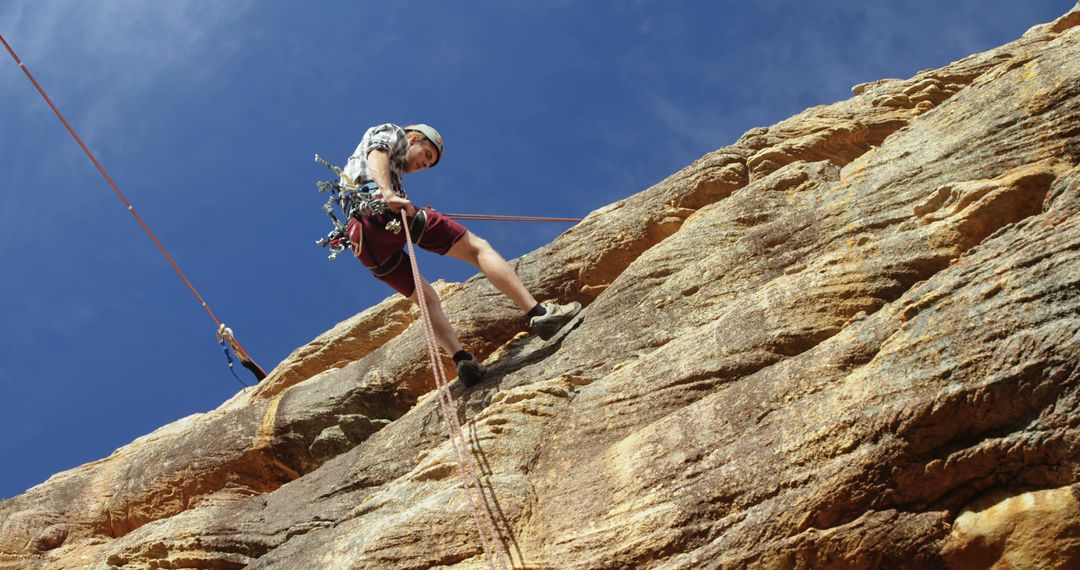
[2,33,266,385]
[313,154,582,261]
[401,210,510,570]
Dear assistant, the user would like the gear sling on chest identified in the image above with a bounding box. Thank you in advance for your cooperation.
[313,155,467,297]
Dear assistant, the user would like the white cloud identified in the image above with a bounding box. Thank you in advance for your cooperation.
[1,0,254,139]
[3,0,253,73]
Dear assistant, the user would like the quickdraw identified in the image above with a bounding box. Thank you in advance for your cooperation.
[313,154,401,260]
[217,324,267,384]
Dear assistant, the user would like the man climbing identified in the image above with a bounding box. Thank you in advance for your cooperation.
[341,123,581,386]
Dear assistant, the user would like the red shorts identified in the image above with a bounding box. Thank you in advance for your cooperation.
[346,208,467,297]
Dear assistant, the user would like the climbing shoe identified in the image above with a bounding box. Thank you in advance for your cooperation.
[528,301,582,341]
[456,354,486,387]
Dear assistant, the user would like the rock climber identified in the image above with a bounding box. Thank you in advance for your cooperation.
[341,123,581,387]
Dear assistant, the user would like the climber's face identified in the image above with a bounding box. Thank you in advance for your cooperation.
[405,138,439,173]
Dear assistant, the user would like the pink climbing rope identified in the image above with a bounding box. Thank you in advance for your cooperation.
[400,210,510,570]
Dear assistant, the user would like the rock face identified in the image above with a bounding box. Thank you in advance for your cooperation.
[3,6,1080,569]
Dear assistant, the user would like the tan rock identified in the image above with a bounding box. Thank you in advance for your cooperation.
[253,280,462,399]
[942,486,1080,569]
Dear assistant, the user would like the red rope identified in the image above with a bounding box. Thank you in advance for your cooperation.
[1,33,266,379]
[445,213,582,223]
[401,210,509,569]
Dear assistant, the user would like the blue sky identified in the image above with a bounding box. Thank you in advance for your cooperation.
[1,1,1073,499]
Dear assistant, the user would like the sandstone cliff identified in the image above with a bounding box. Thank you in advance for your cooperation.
[3,6,1080,569]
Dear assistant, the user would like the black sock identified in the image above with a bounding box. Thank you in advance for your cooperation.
[453,350,473,364]
[527,303,547,319]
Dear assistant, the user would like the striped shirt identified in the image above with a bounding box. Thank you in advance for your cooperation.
[341,123,409,197]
